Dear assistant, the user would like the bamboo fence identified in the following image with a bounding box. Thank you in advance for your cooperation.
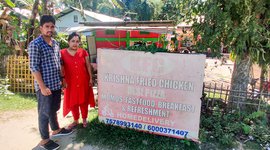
[6,55,35,94]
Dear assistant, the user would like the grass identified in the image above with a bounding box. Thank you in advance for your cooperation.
[243,141,262,150]
[76,108,199,150]
[0,94,37,112]
[76,108,270,150]
[206,91,227,100]
[0,78,37,112]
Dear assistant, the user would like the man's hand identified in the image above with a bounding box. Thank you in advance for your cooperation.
[32,71,51,96]
[40,86,52,96]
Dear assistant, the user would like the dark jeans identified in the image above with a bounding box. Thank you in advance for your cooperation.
[36,89,61,139]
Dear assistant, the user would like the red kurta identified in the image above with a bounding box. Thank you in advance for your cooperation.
[61,48,95,117]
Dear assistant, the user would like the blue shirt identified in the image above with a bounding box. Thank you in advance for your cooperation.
[28,35,61,91]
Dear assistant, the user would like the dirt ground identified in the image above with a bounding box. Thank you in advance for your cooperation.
[0,104,101,150]
[0,58,264,150]
[0,90,100,150]
[204,58,234,86]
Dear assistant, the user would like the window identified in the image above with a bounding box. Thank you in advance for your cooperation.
[139,31,150,35]
[74,15,78,23]
[105,30,115,35]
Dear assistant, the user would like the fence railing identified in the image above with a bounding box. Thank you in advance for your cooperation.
[203,83,270,113]
[6,55,35,94]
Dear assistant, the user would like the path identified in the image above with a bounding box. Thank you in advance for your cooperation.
[0,106,101,150]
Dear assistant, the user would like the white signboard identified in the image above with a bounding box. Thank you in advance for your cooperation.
[98,49,206,141]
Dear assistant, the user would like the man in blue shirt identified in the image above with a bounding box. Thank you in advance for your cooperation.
[28,15,73,150]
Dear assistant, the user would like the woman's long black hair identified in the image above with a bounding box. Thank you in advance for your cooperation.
[67,32,81,42]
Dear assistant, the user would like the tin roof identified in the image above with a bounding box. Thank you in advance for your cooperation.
[55,7,123,22]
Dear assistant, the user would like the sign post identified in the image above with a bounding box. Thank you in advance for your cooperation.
[98,49,206,141]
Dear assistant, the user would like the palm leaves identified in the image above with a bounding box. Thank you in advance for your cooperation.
[3,0,15,8]
[110,0,125,9]
[13,0,33,9]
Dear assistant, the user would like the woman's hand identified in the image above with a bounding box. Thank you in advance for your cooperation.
[62,79,67,88]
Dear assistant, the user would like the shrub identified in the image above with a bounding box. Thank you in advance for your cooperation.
[54,33,68,49]
[0,42,14,57]
[200,107,270,149]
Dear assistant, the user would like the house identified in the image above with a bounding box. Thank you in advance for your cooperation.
[66,21,175,63]
[54,7,123,32]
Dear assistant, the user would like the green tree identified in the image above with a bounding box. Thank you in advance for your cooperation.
[0,1,19,45]
[256,5,270,93]
[258,41,270,93]
[59,0,78,8]
[138,0,154,21]
[124,0,154,20]
[41,0,54,15]
[13,0,34,11]
[157,0,180,20]
[2,0,15,8]
[97,2,123,17]
[59,0,156,20]
[25,0,39,47]
[179,0,270,102]
[0,1,17,57]
[23,0,57,46]
[108,0,156,20]
[148,0,163,19]
[60,0,100,12]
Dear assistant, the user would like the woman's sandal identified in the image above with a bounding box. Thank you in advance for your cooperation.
[83,120,87,128]
[67,122,78,130]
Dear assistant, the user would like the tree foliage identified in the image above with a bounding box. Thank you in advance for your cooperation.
[179,0,270,62]
[97,1,123,17]
[157,0,181,20]
[110,0,156,20]
[146,0,163,19]
[178,0,270,101]
[0,1,18,50]
[60,0,156,21]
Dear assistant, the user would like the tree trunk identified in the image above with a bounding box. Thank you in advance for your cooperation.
[229,54,252,107]
[260,64,269,92]
[42,0,48,15]
[0,7,10,43]
[25,0,39,48]
[79,0,87,21]
[17,16,23,56]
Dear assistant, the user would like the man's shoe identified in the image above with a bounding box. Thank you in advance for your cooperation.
[51,128,73,137]
[40,140,60,150]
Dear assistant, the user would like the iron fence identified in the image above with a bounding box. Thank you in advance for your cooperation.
[202,83,270,113]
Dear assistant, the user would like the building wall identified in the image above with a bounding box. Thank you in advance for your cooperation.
[95,29,127,49]
[87,29,162,63]
[94,29,161,49]
[95,30,126,38]
[96,41,127,49]
[56,11,98,32]
[129,30,159,38]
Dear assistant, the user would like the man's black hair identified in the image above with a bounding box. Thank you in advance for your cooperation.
[40,15,55,26]
[68,32,81,42]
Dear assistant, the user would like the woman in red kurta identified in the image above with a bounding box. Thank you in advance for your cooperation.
[61,32,95,128]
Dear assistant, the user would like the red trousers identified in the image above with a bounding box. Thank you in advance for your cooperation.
[71,102,88,120]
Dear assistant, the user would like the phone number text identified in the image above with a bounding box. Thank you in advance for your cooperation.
[105,118,188,137]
